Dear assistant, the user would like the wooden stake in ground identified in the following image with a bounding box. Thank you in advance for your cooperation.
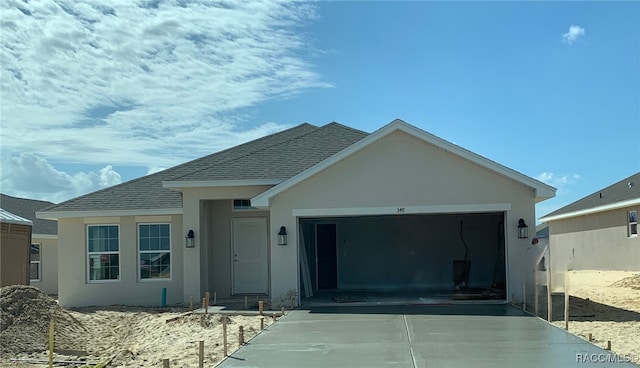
[588,333,593,342]
[202,297,207,314]
[205,292,210,308]
[245,296,248,310]
[48,320,54,368]
[259,301,264,315]
[239,326,245,345]
[189,296,193,312]
[564,272,570,330]
[198,340,204,368]
[606,341,611,351]
[260,317,264,330]
[213,292,217,305]
[162,358,170,368]
[223,318,228,357]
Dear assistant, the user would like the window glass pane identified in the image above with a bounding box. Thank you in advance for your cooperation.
[139,225,149,238]
[140,238,150,251]
[160,237,170,251]
[109,226,118,239]
[150,224,160,237]
[160,224,170,237]
[149,237,160,251]
[93,238,103,252]
[630,211,637,223]
[109,238,119,252]
[631,223,638,235]
[30,244,40,261]
[30,263,39,280]
[140,251,170,279]
[88,253,119,281]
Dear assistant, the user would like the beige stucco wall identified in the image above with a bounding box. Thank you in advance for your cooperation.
[57,215,183,307]
[548,206,640,292]
[181,186,273,302]
[30,236,58,295]
[267,130,537,305]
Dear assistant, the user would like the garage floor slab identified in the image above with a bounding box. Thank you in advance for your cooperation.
[217,304,637,368]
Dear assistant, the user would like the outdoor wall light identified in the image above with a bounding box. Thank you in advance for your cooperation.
[277,226,288,246]
[517,219,529,239]
[186,229,195,248]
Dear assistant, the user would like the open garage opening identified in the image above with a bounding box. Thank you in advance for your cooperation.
[299,212,506,303]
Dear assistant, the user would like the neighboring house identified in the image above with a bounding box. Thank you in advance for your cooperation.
[0,194,59,294]
[540,172,640,292]
[38,119,556,307]
[0,208,32,287]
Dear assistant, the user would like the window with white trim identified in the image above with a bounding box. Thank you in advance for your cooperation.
[30,243,41,281]
[87,225,120,281]
[139,224,171,280]
[629,210,638,237]
[233,199,256,211]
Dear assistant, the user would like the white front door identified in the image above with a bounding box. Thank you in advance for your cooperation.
[232,217,268,294]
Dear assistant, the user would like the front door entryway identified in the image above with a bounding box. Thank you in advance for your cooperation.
[232,217,268,294]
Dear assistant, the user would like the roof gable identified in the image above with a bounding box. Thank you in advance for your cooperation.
[252,119,556,208]
[540,172,640,222]
[0,194,56,234]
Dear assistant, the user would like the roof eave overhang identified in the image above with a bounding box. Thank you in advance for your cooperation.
[163,179,285,191]
[540,197,640,223]
[252,119,557,208]
[36,208,183,220]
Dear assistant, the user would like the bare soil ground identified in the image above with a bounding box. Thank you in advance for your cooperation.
[0,286,274,367]
[551,271,640,365]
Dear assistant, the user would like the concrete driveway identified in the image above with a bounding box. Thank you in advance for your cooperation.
[217,304,637,368]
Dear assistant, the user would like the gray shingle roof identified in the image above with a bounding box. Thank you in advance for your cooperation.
[41,123,368,213]
[175,122,368,181]
[0,194,56,234]
[542,172,640,219]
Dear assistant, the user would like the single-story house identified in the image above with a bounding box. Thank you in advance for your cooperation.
[540,172,639,291]
[38,119,555,308]
[0,194,59,294]
[0,208,33,287]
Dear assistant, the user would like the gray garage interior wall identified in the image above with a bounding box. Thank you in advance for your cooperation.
[300,213,505,291]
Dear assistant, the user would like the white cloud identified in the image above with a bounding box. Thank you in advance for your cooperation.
[0,153,122,203]
[535,172,581,193]
[562,25,585,45]
[0,0,326,171]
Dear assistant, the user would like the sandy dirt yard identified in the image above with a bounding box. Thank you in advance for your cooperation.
[551,270,640,366]
[0,286,274,367]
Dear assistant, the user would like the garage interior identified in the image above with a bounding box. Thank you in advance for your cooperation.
[298,212,506,304]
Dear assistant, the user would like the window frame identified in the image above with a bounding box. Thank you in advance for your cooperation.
[86,224,120,283]
[232,199,258,211]
[137,223,172,282]
[30,243,41,282]
[629,210,638,238]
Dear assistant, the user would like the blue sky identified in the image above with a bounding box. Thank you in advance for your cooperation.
[1,1,638,220]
